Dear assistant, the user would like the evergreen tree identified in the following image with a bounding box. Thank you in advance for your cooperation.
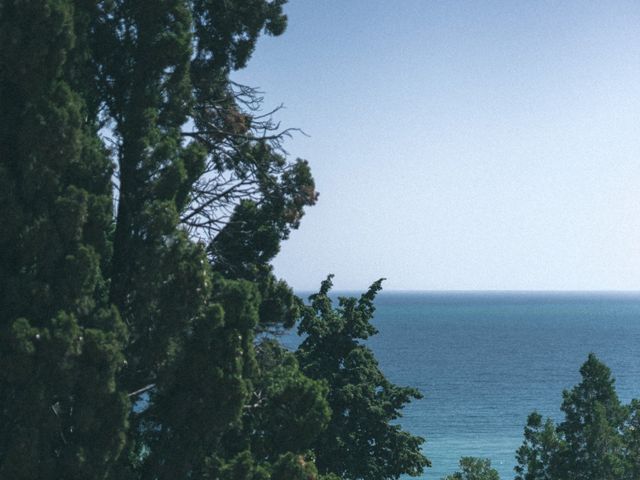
[557,353,627,480]
[297,276,430,480]
[515,354,635,480]
[87,0,318,477]
[0,1,128,478]
[442,457,500,480]
[514,413,560,480]
[203,338,332,480]
[622,399,640,480]
[137,279,260,479]
[1,2,432,480]
[238,339,331,462]
[2,0,316,477]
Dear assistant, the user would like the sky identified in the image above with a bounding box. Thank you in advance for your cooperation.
[233,0,640,291]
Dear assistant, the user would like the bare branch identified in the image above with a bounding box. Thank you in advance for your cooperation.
[128,383,156,398]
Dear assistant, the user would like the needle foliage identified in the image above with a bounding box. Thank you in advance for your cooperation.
[0,2,426,480]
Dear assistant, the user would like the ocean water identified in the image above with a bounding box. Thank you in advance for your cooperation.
[287,292,640,479]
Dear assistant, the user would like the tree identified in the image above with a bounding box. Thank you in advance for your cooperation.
[515,354,635,480]
[1,0,317,478]
[557,353,627,480]
[85,0,319,477]
[0,1,128,478]
[442,457,500,480]
[236,339,331,462]
[622,399,640,480]
[1,2,432,480]
[514,413,561,480]
[297,276,430,480]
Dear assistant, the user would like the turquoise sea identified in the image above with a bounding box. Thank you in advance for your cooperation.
[287,292,640,479]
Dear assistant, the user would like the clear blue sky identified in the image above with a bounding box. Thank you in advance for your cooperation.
[233,0,640,291]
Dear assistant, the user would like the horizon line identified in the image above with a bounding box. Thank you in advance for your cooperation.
[294,289,640,294]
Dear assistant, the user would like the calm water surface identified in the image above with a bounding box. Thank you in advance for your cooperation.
[289,292,640,479]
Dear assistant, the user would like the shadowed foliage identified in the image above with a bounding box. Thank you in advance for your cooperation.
[1,2,425,479]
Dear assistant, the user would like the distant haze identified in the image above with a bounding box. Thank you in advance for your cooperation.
[233,0,640,292]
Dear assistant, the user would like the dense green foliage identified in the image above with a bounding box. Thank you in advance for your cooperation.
[298,276,430,480]
[3,5,639,480]
[442,457,500,480]
[0,1,427,479]
[515,354,639,480]
[0,2,128,477]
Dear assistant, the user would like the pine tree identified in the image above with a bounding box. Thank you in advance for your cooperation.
[238,339,331,462]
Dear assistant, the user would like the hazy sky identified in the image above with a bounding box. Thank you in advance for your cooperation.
[233,0,640,291]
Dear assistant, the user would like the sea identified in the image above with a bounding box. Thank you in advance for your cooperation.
[284,291,640,479]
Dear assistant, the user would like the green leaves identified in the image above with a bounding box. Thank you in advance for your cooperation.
[623,400,640,478]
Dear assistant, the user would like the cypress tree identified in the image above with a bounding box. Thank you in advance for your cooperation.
[1,1,315,477]
[0,1,128,478]
[89,0,320,477]
[1,3,432,480]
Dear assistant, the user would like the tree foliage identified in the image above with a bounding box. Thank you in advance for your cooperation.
[514,412,560,480]
[0,2,425,480]
[297,276,430,480]
[515,354,638,480]
[442,457,500,480]
[0,1,128,478]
